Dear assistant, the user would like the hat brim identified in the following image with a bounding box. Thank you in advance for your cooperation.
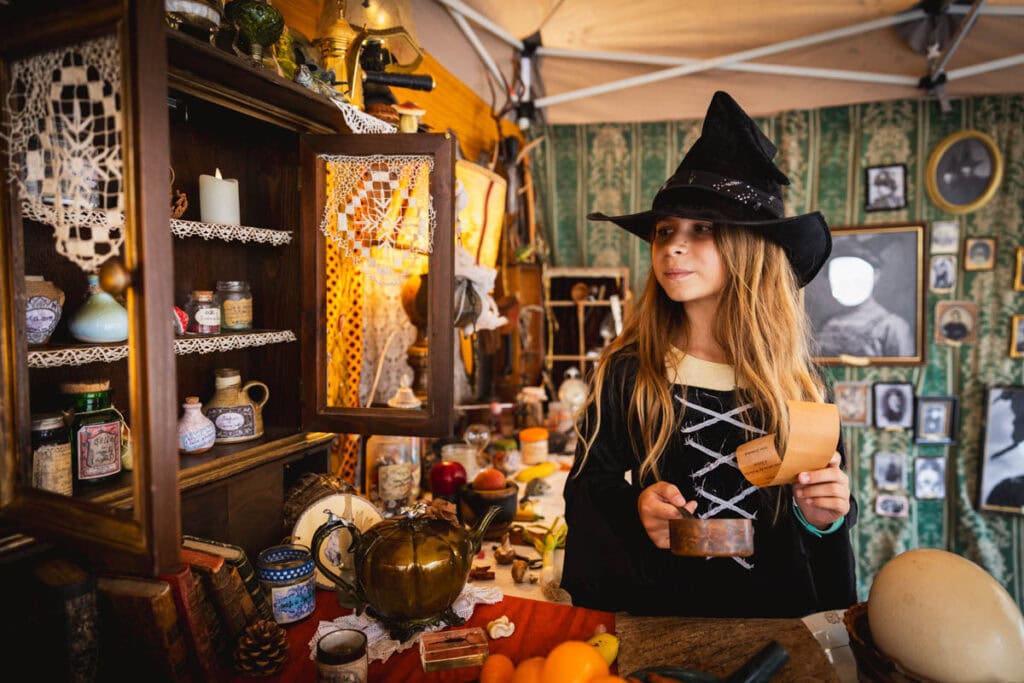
[587,209,831,288]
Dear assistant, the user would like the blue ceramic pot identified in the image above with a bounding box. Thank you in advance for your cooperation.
[68,274,128,343]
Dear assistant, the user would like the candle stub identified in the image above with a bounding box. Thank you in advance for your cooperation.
[199,167,240,225]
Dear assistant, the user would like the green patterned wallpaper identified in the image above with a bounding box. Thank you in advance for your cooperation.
[532,94,1024,607]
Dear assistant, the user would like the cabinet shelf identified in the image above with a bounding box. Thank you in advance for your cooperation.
[171,218,293,246]
[27,329,297,368]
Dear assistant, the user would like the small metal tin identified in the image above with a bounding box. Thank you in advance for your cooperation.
[257,544,316,624]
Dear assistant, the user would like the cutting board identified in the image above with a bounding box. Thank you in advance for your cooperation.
[615,613,839,681]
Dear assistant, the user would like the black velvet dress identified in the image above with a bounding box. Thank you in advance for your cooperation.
[562,351,858,617]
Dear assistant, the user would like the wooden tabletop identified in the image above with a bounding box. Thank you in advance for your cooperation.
[616,613,839,681]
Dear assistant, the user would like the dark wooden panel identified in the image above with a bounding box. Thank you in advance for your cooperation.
[180,485,229,542]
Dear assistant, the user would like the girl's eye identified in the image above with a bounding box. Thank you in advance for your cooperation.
[694,223,714,234]
[654,225,674,238]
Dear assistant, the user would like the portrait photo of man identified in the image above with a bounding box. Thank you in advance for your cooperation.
[865,164,907,211]
[874,451,906,491]
[874,382,914,430]
[929,255,956,293]
[805,227,922,363]
[963,237,996,271]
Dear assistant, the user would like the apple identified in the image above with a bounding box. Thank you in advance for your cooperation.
[429,460,467,498]
[472,467,507,491]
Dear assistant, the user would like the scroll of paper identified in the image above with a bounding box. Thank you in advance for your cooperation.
[735,400,840,487]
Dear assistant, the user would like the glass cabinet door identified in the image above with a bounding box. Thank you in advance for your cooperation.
[300,133,455,437]
[0,1,180,576]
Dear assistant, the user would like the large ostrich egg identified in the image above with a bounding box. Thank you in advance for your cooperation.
[867,548,1024,682]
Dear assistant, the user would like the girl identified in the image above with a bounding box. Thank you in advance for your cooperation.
[562,91,857,617]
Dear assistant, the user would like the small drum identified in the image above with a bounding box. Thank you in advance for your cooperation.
[669,516,754,558]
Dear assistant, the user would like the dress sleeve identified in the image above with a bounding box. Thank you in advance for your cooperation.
[561,355,655,611]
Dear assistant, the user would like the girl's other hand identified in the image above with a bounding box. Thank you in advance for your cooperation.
[638,482,698,548]
[793,451,850,529]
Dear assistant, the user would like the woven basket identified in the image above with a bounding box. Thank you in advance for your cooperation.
[843,602,933,682]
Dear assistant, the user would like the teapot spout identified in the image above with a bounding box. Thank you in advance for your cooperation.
[468,505,502,554]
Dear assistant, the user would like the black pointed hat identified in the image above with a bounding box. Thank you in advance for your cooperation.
[588,91,831,287]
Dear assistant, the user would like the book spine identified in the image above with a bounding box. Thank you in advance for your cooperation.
[161,565,221,682]
[192,569,231,663]
[96,578,193,683]
[30,557,100,683]
[203,562,257,640]
[233,553,274,622]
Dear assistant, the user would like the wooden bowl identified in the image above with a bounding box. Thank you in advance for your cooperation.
[669,517,754,557]
[844,602,927,683]
[457,482,518,540]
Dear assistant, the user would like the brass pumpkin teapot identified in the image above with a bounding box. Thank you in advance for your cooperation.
[311,503,500,641]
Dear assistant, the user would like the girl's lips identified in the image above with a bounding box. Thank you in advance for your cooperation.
[664,269,694,279]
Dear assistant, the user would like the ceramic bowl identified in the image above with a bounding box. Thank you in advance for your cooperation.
[457,482,518,540]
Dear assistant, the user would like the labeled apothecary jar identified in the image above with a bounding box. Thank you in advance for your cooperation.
[61,379,124,491]
[31,412,72,496]
[185,290,221,334]
[257,544,316,624]
[216,280,252,330]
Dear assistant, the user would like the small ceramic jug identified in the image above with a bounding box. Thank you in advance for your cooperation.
[24,275,65,345]
[202,368,268,443]
[68,273,128,343]
[178,396,217,454]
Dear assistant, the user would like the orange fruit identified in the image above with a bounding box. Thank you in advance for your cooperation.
[480,653,515,683]
[589,677,630,683]
[512,656,547,683]
[541,640,610,683]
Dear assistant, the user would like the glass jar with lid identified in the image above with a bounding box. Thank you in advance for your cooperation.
[61,379,124,490]
[31,412,72,496]
[185,290,221,334]
[216,280,253,330]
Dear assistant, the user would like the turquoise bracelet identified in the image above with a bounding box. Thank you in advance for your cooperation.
[792,499,844,538]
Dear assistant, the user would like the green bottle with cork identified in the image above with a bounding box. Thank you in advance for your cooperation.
[61,379,124,491]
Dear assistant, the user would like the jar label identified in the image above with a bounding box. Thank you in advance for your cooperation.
[378,462,412,505]
[521,440,548,465]
[25,296,61,343]
[194,307,221,326]
[268,575,315,624]
[222,297,252,328]
[205,405,255,439]
[180,422,216,452]
[32,442,72,495]
[76,421,122,480]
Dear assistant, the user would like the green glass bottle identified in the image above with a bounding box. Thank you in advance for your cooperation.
[61,379,123,491]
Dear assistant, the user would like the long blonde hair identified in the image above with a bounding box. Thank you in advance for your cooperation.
[577,224,825,484]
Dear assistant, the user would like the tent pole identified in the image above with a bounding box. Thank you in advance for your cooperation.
[433,0,524,50]
[535,9,927,109]
[536,46,918,86]
[947,53,1024,79]
[446,8,509,92]
[931,0,986,81]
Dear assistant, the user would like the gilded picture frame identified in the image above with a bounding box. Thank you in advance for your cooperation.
[1014,248,1024,292]
[1010,315,1024,359]
[925,130,1003,215]
[914,396,958,445]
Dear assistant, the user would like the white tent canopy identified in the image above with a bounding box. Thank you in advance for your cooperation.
[412,0,1024,123]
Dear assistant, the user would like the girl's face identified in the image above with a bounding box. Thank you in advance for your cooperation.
[651,216,726,307]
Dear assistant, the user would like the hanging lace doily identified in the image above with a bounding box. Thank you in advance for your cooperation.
[319,154,435,287]
[331,99,398,135]
[3,34,124,273]
[359,276,416,407]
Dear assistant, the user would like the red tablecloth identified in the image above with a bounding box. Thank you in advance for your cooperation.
[232,588,616,682]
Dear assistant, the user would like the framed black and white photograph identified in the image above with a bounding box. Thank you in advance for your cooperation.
[915,457,946,499]
[935,300,978,346]
[875,494,910,518]
[874,451,906,491]
[1010,315,1024,359]
[914,396,958,444]
[1014,248,1024,292]
[834,380,872,427]
[980,386,1024,513]
[873,382,914,430]
[929,219,960,254]
[964,237,996,271]
[865,164,907,212]
[929,255,956,293]
[925,130,1003,215]
[805,224,925,365]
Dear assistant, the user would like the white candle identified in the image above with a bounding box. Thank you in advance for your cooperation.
[199,168,240,225]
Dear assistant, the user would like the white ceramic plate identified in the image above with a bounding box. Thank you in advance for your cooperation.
[290,492,383,590]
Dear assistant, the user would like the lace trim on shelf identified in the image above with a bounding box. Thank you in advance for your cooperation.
[171,219,293,246]
[332,99,397,135]
[27,330,297,368]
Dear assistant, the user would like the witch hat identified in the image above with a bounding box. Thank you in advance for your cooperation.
[588,91,831,287]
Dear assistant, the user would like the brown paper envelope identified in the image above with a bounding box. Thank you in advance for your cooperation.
[735,400,840,487]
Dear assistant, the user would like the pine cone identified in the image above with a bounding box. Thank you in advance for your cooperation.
[233,619,289,677]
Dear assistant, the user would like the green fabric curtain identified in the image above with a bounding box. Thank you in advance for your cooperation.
[532,94,1024,607]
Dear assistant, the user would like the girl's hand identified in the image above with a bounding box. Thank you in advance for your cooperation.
[793,451,850,529]
[638,482,697,548]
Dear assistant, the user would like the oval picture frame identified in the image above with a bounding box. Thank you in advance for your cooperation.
[925,130,1003,214]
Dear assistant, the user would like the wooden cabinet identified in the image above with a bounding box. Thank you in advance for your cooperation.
[0,3,455,576]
